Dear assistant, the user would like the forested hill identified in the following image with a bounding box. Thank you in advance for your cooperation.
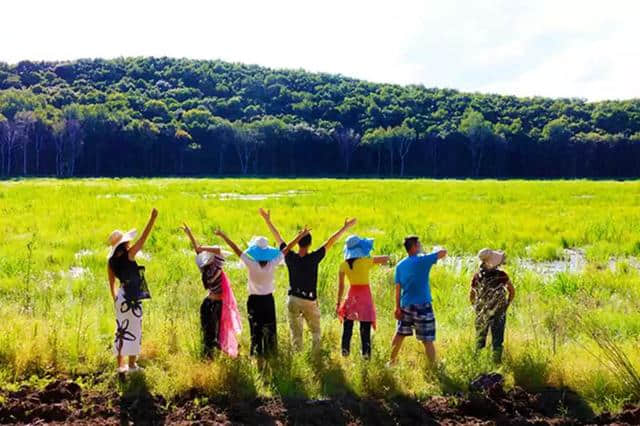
[1,57,639,178]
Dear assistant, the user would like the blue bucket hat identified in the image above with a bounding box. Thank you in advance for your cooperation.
[343,235,374,260]
[245,236,281,262]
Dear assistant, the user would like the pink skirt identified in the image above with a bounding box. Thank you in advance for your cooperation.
[338,285,377,329]
[219,271,243,358]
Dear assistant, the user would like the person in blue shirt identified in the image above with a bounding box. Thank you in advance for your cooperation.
[389,235,447,366]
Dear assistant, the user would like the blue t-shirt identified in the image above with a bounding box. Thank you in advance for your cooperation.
[394,252,439,307]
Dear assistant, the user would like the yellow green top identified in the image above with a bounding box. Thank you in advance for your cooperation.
[339,258,374,286]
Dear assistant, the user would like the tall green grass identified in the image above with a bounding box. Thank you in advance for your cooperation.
[1,178,639,413]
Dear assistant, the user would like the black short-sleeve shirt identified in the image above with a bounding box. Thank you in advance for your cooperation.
[280,243,326,300]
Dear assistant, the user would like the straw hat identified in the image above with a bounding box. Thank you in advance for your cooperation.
[107,229,137,259]
[478,248,505,269]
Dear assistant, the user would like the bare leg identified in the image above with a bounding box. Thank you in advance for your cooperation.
[422,341,436,365]
[390,333,405,364]
[117,355,127,369]
[128,355,137,368]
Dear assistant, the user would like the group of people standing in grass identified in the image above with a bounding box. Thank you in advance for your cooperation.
[107,208,515,374]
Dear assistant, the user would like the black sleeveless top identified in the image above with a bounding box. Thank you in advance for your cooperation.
[109,244,151,301]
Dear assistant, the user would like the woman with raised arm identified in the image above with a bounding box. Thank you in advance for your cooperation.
[107,208,158,374]
[216,227,310,357]
[336,235,389,359]
[181,223,242,358]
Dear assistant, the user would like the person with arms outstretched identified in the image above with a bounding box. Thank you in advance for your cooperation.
[336,235,389,358]
[389,236,447,367]
[259,208,356,352]
[107,208,158,374]
[216,226,310,357]
[181,223,242,358]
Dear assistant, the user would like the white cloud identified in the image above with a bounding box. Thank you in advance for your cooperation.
[1,0,638,100]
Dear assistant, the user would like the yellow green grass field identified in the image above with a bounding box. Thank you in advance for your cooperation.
[1,179,639,413]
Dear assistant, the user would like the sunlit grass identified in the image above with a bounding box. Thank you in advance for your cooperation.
[1,178,639,413]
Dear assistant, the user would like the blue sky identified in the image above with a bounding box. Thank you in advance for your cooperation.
[2,0,639,100]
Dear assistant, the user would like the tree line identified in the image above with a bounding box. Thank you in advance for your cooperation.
[1,57,639,178]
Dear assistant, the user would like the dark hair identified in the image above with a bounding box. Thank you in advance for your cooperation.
[403,236,420,253]
[108,242,129,267]
[259,260,269,268]
[346,258,358,269]
[299,233,312,248]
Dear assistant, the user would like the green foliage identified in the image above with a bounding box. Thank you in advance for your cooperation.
[0,179,639,413]
[542,117,572,143]
[527,242,563,262]
[459,109,494,142]
[0,58,639,178]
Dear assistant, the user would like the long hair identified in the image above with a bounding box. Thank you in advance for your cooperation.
[346,258,359,269]
[108,242,129,271]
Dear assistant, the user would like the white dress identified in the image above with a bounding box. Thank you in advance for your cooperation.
[113,287,143,356]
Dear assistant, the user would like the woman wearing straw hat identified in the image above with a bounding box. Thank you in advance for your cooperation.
[336,235,389,358]
[215,227,310,357]
[107,208,158,374]
[470,248,515,363]
[181,223,242,359]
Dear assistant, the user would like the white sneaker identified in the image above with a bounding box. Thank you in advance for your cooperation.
[128,364,144,372]
[117,365,129,374]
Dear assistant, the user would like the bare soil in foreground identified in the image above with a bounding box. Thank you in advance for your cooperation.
[1,379,639,425]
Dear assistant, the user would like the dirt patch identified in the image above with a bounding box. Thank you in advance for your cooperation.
[0,378,637,425]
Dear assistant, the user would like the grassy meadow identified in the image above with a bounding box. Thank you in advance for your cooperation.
[1,178,640,412]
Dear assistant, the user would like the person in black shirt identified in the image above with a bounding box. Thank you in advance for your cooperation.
[107,208,158,374]
[259,208,356,351]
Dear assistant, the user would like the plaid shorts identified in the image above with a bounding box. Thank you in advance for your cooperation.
[396,303,436,341]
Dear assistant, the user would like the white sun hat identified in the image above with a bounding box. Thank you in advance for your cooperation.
[195,251,225,270]
[107,229,137,259]
[245,236,281,262]
[477,248,506,269]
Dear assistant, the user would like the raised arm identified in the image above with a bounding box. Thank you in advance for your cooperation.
[322,218,357,251]
[373,255,390,265]
[182,223,222,255]
[259,208,284,246]
[108,265,117,302]
[129,208,158,260]
[215,229,243,258]
[181,223,201,253]
[436,249,448,260]
[282,227,311,256]
[199,246,222,254]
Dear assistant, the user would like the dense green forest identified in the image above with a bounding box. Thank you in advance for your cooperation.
[0,57,639,178]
